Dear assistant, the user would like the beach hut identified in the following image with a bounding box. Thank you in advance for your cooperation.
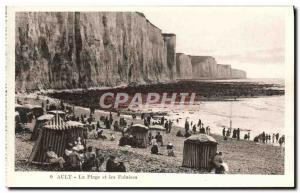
[148,125,166,139]
[131,124,149,148]
[182,134,218,170]
[30,114,55,141]
[28,116,85,164]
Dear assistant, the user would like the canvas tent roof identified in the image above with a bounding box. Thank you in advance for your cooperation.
[66,120,85,127]
[37,114,55,121]
[185,134,217,144]
[149,125,166,131]
[131,124,148,132]
[22,104,42,109]
[48,110,66,115]
[15,103,22,108]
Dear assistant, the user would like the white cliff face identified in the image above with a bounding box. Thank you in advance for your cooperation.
[15,12,246,91]
[176,53,192,79]
[15,12,176,90]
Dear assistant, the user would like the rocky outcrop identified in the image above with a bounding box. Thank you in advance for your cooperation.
[15,12,246,91]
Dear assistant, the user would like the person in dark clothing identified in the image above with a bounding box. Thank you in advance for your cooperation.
[161,116,165,125]
[176,130,184,137]
[155,132,163,146]
[184,131,191,138]
[275,133,280,143]
[185,119,189,132]
[109,112,113,125]
[237,128,240,140]
[119,135,128,146]
[105,117,110,129]
[200,126,205,134]
[197,119,202,127]
[151,143,159,155]
[165,121,169,133]
[147,116,151,126]
[192,125,197,134]
[117,162,126,172]
[106,156,118,172]
[222,127,226,137]
[262,132,266,143]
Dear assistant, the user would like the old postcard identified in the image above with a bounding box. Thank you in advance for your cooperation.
[6,6,295,188]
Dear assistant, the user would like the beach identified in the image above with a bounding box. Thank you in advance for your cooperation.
[15,93,284,174]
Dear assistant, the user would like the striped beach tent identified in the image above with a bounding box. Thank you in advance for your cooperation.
[182,134,218,170]
[28,115,85,164]
[131,124,149,148]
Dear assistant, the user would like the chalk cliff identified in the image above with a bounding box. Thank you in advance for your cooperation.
[15,12,246,91]
[15,12,177,90]
[176,55,247,79]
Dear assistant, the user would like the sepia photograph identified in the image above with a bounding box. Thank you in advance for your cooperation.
[5,6,295,188]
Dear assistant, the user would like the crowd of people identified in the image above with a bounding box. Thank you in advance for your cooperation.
[175,118,211,138]
[46,138,126,172]
[254,132,285,146]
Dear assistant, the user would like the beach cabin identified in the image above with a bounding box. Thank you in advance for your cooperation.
[182,134,218,170]
[148,125,166,140]
[131,124,149,148]
[28,116,85,164]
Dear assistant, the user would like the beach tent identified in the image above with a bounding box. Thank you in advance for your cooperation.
[28,115,85,164]
[131,124,149,148]
[182,134,218,169]
[30,114,55,141]
[15,104,43,123]
[148,125,166,139]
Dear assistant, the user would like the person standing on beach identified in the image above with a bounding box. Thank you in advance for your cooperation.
[197,119,202,127]
[109,112,113,126]
[275,133,279,143]
[168,120,172,133]
[222,127,226,138]
[161,116,165,125]
[262,132,266,143]
[237,128,240,140]
[185,119,189,132]
[192,125,197,134]
[164,121,169,133]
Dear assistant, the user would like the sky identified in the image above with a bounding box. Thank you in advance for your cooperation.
[141,7,288,78]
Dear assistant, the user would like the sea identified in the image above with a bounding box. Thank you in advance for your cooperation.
[135,78,285,139]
